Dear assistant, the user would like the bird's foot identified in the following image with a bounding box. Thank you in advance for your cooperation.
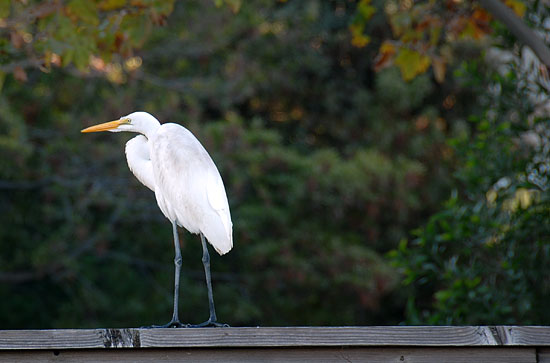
[141,320,190,329]
[188,319,230,328]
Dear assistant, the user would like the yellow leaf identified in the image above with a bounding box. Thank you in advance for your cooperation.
[352,33,370,47]
[98,0,126,11]
[394,48,431,81]
[486,189,497,205]
[504,0,526,17]
[379,41,394,54]
[350,23,370,48]
[357,0,376,20]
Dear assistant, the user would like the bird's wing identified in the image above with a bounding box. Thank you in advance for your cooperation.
[150,123,233,255]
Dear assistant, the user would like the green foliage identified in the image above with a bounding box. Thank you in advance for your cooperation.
[0,0,469,328]
[0,0,175,75]
[354,0,530,82]
[390,60,550,324]
[2,0,542,329]
[206,119,422,324]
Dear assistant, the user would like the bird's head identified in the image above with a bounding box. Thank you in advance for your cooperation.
[81,111,161,136]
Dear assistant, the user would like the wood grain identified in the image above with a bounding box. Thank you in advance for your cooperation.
[0,329,104,350]
[0,347,537,363]
[0,326,549,350]
[138,326,499,348]
[497,326,550,345]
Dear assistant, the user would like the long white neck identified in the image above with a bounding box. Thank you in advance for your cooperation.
[125,135,155,192]
[138,120,161,139]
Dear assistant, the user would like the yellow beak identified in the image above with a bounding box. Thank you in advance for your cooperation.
[81,118,130,133]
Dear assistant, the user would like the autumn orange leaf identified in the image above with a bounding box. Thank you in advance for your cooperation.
[374,42,396,72]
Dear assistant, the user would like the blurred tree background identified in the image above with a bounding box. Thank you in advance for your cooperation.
[0,0,548,328]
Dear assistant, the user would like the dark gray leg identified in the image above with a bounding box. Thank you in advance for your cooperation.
[169,220,183,326]
[144,221,186,328]
[192,233,228,327]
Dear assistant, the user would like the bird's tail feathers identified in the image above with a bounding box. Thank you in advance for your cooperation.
[204,218,233,255]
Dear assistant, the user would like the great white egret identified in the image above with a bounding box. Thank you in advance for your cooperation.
[81,111,232,328]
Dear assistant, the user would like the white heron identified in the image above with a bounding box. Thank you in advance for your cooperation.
[81,111,232,328]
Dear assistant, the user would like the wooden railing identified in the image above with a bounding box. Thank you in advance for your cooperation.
[0,326,549,362]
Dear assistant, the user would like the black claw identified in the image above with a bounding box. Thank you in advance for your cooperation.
[140,319,229,328]
[141,320,189,329]
[188,320,230,328]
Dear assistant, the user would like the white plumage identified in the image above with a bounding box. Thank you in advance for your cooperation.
[82,111,232,327]
[148,123,232,255]
[92,111,233,255]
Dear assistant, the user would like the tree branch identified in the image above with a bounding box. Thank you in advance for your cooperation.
[479,0,550,68]
[0,59,43,73]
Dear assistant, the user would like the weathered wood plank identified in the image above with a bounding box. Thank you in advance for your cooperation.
[139,326,499,348]
[0,329,105,350]
[0,326,549,350]
[495,326,550,345]
[0,347,537,363]
[538,347,550,363]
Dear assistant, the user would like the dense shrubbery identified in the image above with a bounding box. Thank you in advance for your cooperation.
[391,60,550,325]
[0,0,548,328]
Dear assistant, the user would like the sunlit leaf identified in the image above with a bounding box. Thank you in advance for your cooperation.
[374,41,396,71]
[394,48,431,81]
[98,0,127,11]
[504,0,526,17]
[357,0,376,20]
[350,23,370,48]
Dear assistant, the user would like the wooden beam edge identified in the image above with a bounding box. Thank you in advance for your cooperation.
[0,326,549,350]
